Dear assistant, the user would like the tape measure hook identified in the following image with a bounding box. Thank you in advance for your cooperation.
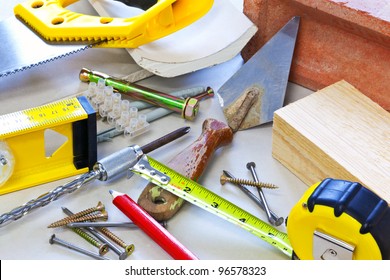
[130,155,170,185]
[313,230,355,260]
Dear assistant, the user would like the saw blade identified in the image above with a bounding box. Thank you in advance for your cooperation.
[217,16,300,130]
[0,17,90,78]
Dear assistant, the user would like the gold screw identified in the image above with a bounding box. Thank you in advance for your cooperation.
[48,210,108,228]
[220,174,278,189]
[69,226,109,255]
[98,227,135,256]
[47,201,105,228]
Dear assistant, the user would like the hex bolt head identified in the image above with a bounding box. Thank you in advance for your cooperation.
[182,98,199,120]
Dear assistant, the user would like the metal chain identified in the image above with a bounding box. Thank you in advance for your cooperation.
[0,170,100,226]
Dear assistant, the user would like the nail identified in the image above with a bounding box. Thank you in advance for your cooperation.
[67,220,167,228]
[222,170,284,226]
[246,162,282,226]
[62,207,128,260]
[49,234,110,260]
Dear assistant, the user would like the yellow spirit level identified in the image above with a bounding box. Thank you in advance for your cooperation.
[0,96,96,195]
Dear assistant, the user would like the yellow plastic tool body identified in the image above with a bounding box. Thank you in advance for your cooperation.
[287,179,389,260]
[14,0,214,48]
[0,96,96,195]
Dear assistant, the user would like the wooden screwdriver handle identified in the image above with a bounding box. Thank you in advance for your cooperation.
[137,118,234,221]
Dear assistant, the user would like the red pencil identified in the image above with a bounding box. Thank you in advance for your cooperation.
[109,190,198,260]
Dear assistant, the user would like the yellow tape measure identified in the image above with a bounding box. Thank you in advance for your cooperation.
[0,96,96,195]
[287,178,390,260]
[131,155,293,258]
[131,156,390,260]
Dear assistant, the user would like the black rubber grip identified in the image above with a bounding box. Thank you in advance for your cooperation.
[307,178,390,259]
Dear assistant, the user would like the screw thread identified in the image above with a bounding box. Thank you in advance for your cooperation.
[70,227,109,255]
[99,227,135,255]
[220,174,278,189]
[70,201,105,218]
[47,202,105,228]
[48,210,108,228]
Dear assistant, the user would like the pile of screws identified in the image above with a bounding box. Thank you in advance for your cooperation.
[48,201,135,260]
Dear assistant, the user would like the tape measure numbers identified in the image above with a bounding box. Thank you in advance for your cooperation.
[131,155,293,258]
[131,155,390,260]
[0,96,97,195]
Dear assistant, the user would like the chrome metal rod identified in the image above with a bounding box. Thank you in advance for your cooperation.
[49,234,110,260]
[68,220,167,228]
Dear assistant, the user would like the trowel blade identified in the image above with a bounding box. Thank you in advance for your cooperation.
[217,16,300,131]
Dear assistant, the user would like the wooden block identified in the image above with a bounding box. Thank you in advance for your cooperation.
[272,80,390,202]
[243,0,390,111]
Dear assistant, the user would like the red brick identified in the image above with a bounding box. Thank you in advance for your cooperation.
[243,0,390,111]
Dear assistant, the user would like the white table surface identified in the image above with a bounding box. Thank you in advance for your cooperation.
[0,0,313,260]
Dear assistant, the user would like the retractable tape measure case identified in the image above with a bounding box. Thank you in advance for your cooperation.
[287,178,390,260]
[0,96,97,195]
[132,154,390,260]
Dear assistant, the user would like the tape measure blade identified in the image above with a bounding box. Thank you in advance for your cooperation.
[136,156,293,258]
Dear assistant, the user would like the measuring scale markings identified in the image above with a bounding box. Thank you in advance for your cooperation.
[0,99,87,136]
[131,155,293,258]
[0,96,97,195]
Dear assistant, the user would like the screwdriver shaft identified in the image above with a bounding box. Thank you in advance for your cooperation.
[141,126,190,154]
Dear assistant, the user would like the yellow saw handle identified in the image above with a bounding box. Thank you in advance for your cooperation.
[14,0,213,48]
[287,178,390,260]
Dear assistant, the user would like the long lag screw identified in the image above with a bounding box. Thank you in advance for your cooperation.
[220,174,278,189]
[48,210,108,228]
[69,226,109,255]
[99,227,135,256]
[47,201,105,228]
[80,68,200,120]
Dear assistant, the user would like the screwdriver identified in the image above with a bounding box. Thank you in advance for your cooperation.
[0,126,190,226]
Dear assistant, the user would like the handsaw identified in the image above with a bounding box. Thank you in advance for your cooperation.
[217,16,300,131]
[0,0,213,78]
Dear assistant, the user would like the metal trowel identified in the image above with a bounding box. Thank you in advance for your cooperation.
[217,16,300,131]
